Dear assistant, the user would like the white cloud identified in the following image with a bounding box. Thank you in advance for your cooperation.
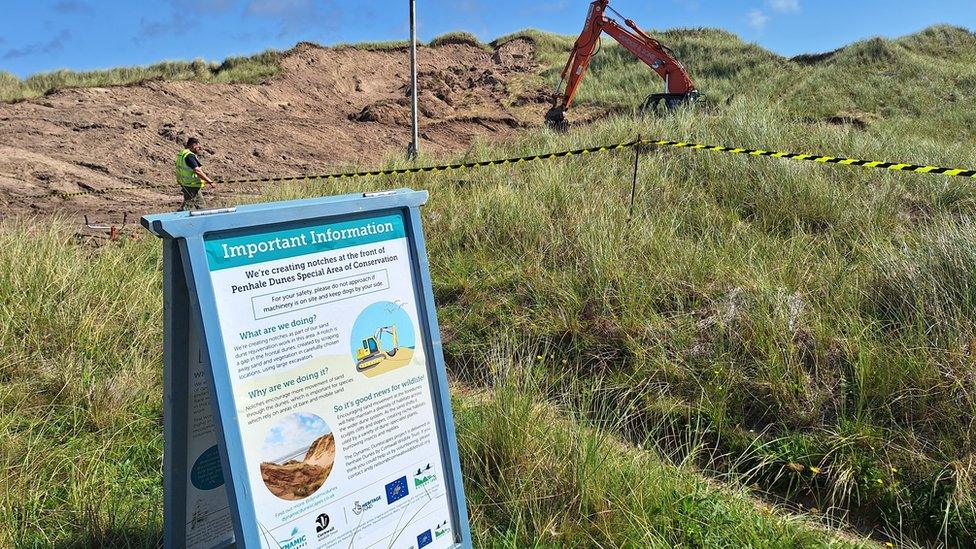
[3,30,72,60]
[262,412,330,463]
[747,9,770,30]
[768,0,800,13]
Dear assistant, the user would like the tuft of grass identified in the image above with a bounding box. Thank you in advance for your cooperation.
[428,31,488,50]
[866,218,976,338]
[0,220,163,547]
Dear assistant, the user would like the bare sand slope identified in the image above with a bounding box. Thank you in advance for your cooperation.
[0,38,544,221]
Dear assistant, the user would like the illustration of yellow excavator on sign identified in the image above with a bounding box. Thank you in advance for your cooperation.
[355,324,415,377]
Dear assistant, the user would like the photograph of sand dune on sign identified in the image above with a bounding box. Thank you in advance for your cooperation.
[260,412,336,501]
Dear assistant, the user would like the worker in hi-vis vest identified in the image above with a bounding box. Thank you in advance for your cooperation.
[175,137,216,211]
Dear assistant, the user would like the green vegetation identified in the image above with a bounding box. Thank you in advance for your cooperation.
[458,366,864,547]
[258,26,976,544]
[0,222,163,547]
[499,25,975,142]
[428,31,489,50]
[262,95,974,545]
[3,23,976,547]
[0,223,855,547]
[0,49,285,103]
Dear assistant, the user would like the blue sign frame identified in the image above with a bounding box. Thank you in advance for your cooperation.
[143,189,472,548]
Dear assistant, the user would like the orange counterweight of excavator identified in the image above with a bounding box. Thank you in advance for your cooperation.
[546,0,701,127]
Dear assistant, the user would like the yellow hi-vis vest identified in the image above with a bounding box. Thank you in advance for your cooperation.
[176,149,204,188]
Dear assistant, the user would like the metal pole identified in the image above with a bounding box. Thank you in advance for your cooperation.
[407,0,419,160]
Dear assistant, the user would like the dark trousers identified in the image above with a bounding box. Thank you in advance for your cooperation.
[179,186,207,211]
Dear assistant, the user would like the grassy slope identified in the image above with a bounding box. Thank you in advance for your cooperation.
[458,370,865,548]
[3,24,976,547]
[0,224,859,547]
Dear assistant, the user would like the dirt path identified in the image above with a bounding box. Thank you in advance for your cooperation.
[0,38,547,225]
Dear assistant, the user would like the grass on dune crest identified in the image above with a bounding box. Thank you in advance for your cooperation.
[0,49,286,103]
[0,29,489,104]
[496,24,976,143]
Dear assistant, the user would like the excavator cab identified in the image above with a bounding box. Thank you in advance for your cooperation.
[355,325,400,370]
[546,0,701,128]
[357,338,379,360]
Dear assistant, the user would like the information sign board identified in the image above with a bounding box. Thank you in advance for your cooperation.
[143,189,471,549]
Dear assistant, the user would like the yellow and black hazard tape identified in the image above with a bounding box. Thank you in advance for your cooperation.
[645,139,976,178]
[44,182,173,198]
[217,141,637,185]
[27,136,976,200]
[219,137,976,185]
[37,182,263,199]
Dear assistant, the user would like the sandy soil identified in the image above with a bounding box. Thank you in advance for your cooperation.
[359,347,415,378]
[0,38,547,227]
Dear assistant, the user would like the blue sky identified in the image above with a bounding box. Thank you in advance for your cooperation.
[1,1,973,78]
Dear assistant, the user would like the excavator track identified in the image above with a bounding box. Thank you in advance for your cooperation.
[639,91,702,115]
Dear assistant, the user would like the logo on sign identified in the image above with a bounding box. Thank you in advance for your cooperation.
[414,463,436,489]
[351,495,381,515]
[279,527,308,549]
[315,513,330,532]
[417,529,433,548]
[435,520,451,539]
[314,513,336,541]
[385,476,409,504]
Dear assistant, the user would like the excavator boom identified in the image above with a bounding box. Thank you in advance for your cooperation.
[547,0,699,126]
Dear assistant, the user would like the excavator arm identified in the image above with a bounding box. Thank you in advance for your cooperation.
[546,0,699,126]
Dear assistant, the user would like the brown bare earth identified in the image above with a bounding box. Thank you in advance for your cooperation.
[261,432,336,501]
[0,38,545,225]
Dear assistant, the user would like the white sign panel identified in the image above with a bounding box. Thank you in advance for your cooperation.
[202,212,456,548]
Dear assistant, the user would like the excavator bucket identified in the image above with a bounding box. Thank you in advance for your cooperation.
[545,107,569,131]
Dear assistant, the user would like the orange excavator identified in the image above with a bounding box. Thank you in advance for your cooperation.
[546,0,701,128]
